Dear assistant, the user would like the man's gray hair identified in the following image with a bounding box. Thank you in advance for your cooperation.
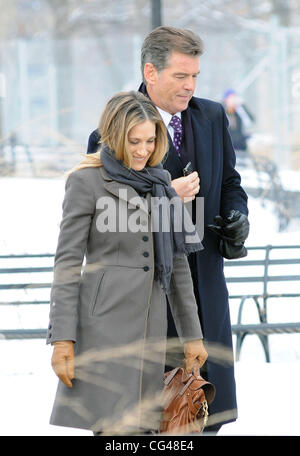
[141,26,204,83]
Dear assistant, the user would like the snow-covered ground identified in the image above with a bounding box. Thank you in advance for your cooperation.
[0,173,300,436]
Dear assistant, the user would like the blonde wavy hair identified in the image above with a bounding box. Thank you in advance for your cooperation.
[67,91,168,177]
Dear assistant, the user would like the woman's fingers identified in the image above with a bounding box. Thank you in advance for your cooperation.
[184,339,208,373]
[51,341,75,388]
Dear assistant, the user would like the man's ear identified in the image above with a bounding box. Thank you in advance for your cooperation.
[144,62,158,85]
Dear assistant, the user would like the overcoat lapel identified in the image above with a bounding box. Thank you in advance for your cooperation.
[161,99,213,198]
[189,99,213,197]
[162,133,183,176]
[99,167,150,215]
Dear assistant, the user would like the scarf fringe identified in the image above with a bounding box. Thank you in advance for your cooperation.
[174,240,204,257]
[155,241,203,292]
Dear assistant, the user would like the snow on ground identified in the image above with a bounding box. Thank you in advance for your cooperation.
[0,175,300,436]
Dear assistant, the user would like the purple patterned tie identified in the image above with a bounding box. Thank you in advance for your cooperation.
[169,115,183,156]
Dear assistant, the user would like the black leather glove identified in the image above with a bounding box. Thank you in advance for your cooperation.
[207,210,250,259]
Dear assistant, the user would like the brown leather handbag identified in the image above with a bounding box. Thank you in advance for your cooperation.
[160,363,216,434]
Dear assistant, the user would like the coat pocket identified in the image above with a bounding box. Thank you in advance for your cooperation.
[89,269,106,317]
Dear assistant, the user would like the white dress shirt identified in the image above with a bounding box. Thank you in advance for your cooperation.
[156,107,182,141]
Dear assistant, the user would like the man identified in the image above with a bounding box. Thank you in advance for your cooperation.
[87,26,249,434]
[222,88,255,156]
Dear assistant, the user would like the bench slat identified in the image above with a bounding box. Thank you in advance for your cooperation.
[225,258,300,267]
[0,301,50,306]
[0,329,47,339]
[226,275,300,283]
[0,283,52,290]
[0,267,53,274]
[232,322,300,335]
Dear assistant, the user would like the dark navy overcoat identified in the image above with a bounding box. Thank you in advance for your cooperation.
[86,93,248,426]
[161,96,248,425]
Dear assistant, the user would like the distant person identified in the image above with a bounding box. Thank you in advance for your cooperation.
[86,26,250,434]
[222,88,255,155]
[47,91,207,435]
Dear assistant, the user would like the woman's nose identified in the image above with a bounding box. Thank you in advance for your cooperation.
[136,145,148,156]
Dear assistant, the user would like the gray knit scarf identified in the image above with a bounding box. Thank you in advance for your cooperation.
[100,146,203,292]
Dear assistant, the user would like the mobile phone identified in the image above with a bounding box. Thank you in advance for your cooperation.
[183,161,193,176]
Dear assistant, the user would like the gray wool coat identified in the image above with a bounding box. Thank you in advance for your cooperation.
[46,166,203,434]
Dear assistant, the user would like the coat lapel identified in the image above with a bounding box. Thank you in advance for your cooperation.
[99,167,150,215]
[189,99,213,197]
[162,133,183,174]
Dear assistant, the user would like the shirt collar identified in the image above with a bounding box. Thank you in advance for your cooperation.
[156,107,182,128]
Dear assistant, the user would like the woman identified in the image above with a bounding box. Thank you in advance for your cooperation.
[47,91,207,435]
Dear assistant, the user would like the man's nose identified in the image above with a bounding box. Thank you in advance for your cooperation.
[183,77,196,92]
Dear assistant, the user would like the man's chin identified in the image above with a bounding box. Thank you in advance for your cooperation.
[176,99,190,112]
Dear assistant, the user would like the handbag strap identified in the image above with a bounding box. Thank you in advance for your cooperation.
[195,399,209,426]
[163,367,181,386]
[193,362,200,378]
[179,376,194,396]
[186,390,201,415]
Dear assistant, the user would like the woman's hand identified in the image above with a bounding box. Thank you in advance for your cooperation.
[171,172,200,202]
[183,339,208,373]
[51,340,75,388]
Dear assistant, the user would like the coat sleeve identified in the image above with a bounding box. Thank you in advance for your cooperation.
[220,104,248,218]
[46,170,95,345]
[167,255,203,343]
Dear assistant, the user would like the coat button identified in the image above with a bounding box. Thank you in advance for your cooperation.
[48,332,52,338]
[143,252,149,257]
[143,266,149,272]
[48,324,52,330]
[142,236,149,241]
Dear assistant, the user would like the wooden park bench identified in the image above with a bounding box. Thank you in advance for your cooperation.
[1,245,300,362]
[0,253,53,340]
[225,245,300,361]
